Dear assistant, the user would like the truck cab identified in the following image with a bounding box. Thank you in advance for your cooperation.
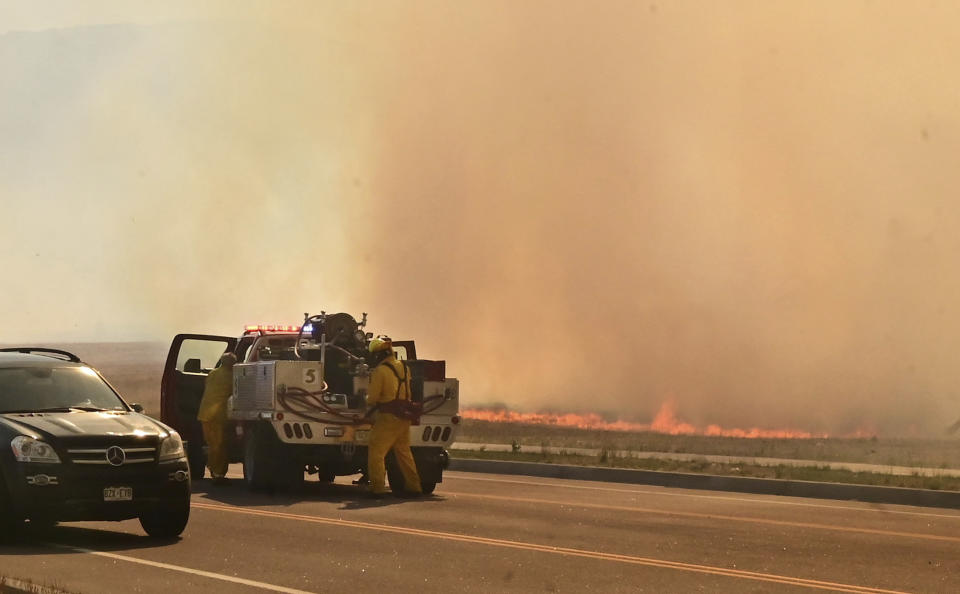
[160,314,460,494]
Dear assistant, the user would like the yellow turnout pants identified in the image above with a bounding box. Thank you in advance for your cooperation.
[201,420,229,478]
[367,413,422,494]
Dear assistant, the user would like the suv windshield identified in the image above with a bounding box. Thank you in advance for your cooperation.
[0,366,127,413]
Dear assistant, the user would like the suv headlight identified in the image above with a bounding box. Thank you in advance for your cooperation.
[158,431,186,462]
[11,436,61,463]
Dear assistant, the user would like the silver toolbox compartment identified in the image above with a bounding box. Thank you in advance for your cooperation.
[232,361,324,412]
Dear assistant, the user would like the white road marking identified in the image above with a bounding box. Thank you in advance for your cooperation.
[49,545,315,594]
[445,472,960,520]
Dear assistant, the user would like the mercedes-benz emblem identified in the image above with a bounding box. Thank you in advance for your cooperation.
[105,446,126,466]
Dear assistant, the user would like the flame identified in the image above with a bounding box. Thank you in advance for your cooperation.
[459,409,652,432]
[461,400,830,439]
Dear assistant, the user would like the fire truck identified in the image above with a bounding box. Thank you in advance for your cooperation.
[160,312,460,494]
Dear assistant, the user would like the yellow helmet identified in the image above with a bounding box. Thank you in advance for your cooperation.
[368,337,393,353]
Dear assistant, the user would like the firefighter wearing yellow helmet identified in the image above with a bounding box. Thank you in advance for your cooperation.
[365,338,423,497]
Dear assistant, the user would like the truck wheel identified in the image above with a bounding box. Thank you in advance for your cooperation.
[187,445,206,481]
[386,453,431,494]
[275,455,305,491]
[243,425,277,491]
[140,494,190,538]
[386,452,406,493]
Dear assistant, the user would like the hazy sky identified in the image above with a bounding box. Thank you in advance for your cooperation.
[3,2,959,434]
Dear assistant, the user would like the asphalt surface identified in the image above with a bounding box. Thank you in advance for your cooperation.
[2,466,960,593]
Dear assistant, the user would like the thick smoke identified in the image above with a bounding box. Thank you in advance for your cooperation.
[3,3,960,435]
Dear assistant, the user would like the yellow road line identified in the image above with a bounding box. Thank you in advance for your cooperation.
[227,469,960,521]
[443,490,960,544]
[192,502,911,593]
[445,472,960,520]
[216,473,960,544]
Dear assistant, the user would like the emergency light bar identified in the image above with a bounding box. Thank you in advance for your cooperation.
[243,324,301,332]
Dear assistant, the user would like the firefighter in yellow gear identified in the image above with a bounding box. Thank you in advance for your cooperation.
[366,338,423,497]
[197,352,237,483]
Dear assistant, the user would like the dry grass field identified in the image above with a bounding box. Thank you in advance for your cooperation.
[456,420,960,470]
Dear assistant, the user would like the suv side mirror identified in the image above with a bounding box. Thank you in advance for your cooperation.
[130,403,145,413]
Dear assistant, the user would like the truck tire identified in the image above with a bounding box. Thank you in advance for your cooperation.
[187,442,206,480]
[386,452,406,493]
[243,425,277,492]
[274,454,305,492]
[386,452,435,495]
[139,494,190,538]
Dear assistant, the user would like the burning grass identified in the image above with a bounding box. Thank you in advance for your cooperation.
[456,418,960,470]
[463,401,829,438]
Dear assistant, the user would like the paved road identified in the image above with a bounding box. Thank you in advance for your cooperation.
[2,467,959,593]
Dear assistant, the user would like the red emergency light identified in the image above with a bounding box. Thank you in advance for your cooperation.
[243,324,301,333]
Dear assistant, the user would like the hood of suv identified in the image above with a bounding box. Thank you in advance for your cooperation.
[0,411,169,440]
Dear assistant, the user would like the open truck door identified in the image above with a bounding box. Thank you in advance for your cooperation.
[161,334,238,479]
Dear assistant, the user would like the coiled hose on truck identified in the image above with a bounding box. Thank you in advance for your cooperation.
[276,385,451,425]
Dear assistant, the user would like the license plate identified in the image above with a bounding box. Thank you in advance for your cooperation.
[354,430,370,442]
[103,487,133,501]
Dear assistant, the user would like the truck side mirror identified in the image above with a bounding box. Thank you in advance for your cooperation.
[130,403,145,413]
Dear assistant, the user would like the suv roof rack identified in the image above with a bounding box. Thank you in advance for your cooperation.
[0,347,82,363]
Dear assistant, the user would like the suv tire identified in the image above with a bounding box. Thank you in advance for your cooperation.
[0,480,23,543]
[139,493,190,538]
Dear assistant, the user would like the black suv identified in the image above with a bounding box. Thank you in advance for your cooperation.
[0,348,191,539]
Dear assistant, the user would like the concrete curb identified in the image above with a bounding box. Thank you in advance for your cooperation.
[452,442,960,478]
[448,458,960,509]
[0,576,69,594]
